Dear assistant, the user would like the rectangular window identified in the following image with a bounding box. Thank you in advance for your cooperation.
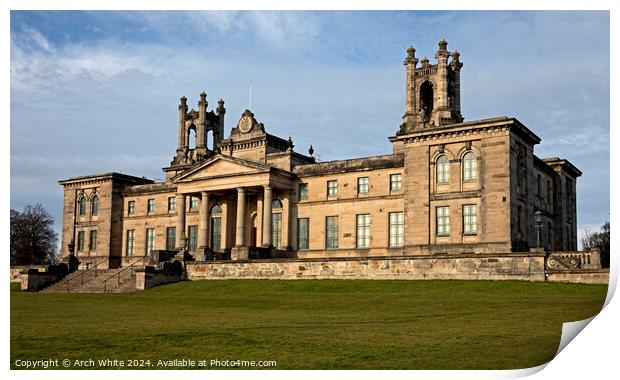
[357,177,369,194]
[272,213,282,249]
[166,227,176,251]
[127,200,135,215]
[147,199,156,213]
[187,225,198,251]
[547,181,552,206]
[389,212,404,248]
[356,214,371,248]
[126,229,135,256]
[436,206,450,236]
[463,205,477,235]
[326,216,339,249]
[390,173,402,192]
[190,196,199,210]
[327,180,338,197]
[77,231,85,251]
[297,218,309,250]
[299,183,308,201]
[89,230,98,251]
[146,228,155,255]
[168,197,176,212]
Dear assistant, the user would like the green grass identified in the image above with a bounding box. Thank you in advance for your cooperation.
[10,279,607,370]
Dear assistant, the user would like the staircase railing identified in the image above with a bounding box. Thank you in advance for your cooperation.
[64,257,108,292]
[101,257,147,293]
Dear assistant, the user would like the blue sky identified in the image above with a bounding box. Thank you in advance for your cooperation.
[10,11,610,247]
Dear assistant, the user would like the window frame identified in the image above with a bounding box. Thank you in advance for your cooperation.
[389,212,404,248]
[168,197,176,213]
[91,195,99,215]
[436,155,450,184]
[357,177,369,195]
[462,204,477,235]
[462,152,477,181]
[187,225,198,251]
[146,228,155,255]
[272,212,283,249]
[297,218,309,250]
[126,229,135,256]
[327,180,338,197]
[356,213,371,249]
[89,230,98,251]
[127,200,135,216]
[325,216,339,249]
[166,227,176,251]
[77,231,85,251]
[298,183,308,201]
[390,173,402,192]
[79,196,87,216]
[436,206,450,236]
[147,198,156,214]
[189,196,199,210]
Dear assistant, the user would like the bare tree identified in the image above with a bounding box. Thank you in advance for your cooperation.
[581,221,610,268]
[10,204,58,265]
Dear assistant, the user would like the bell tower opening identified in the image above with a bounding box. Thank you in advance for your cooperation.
[420,81,434,121]
[187,124,197,149]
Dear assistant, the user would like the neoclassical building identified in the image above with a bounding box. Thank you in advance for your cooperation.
[59,40,581,267]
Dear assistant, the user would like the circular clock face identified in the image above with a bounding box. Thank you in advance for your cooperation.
[238,116,253,133]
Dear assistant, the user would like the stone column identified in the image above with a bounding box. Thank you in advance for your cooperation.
[262,185,273,247]
[198,191,209,250]
[175,193,186,250]
[403,46,419,127]
[235,188,246,247]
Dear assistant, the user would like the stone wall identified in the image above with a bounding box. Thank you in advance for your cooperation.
[10,265,45,282]
[547,270,609,285]
[186,253,546,282]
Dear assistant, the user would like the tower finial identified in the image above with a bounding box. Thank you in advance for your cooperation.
[438,38,448,52]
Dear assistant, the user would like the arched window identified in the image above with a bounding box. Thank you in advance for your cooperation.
[210,204,222,215]
[91,195,99,215]
[187,124,197,149]
[436,155,450,184]
[272,199,283,209]
[79,196,87,216]
[462,152,477,181]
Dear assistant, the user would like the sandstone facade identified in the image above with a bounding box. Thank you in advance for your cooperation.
[58,40,581,269]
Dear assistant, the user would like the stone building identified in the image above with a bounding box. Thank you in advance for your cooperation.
[58,40,581,268]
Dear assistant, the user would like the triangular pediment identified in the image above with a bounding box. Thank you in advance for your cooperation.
[172,155,271,182]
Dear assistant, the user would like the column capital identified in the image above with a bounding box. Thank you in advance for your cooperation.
[237,187,246,193]
[263,184,272,191]
[201,190,209,197]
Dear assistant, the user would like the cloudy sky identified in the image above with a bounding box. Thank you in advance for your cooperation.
[10,11,609,247]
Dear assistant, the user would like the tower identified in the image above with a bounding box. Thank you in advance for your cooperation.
[398,39,463,135]
[171,91,225,167]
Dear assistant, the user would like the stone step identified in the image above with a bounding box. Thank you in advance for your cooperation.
[41,268,138,293]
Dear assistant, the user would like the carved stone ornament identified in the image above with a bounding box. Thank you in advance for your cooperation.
[546,255,581,271]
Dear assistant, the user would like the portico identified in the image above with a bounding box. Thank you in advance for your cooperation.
[172,155,295,260]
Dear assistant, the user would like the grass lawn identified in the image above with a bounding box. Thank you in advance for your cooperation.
[10,279,607,370]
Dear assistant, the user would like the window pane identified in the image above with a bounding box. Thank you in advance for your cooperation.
[436,156,449,184]
[463,152,476,181]
[126,230,135,256]
[297,218,309,250]
[79,197,87,216]
[299,184,308,201]
[272,213,282,249]
[390,174,402,191]
[356,214,371,248]
[188,225,198,251]
[148,199,155,213]
[389,212,404,247]
[146,228,155,255]
[463,205,477,234]
[326,216,339,249]
[211,218,221,252]
[77,231,84,251]
[168,197,176,212]
[166,227,176,251]
[358,177,369,194]
[327,181,338,197]
[436,206,450,235]
[128,201,135,215]
[89,230,97,250]
[92,196,99,215]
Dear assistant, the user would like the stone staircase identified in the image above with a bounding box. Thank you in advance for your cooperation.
[42,268,137,293]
